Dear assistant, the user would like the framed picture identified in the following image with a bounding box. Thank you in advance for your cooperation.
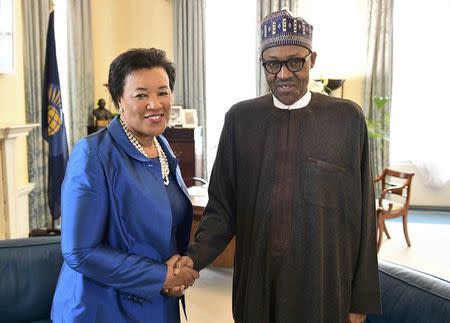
[181,109,198,128]
[169,105,183,127]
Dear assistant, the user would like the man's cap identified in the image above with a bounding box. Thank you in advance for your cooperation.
[260,9,313,54]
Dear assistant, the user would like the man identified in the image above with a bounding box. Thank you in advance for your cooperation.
[173,9,381,323]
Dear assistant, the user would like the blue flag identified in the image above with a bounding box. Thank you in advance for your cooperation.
[42,11,69,221]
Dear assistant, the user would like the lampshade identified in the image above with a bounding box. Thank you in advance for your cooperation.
[313,78,345,95]
[326,79,345,91]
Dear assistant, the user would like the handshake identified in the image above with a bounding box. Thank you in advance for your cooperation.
[162,255,198,297]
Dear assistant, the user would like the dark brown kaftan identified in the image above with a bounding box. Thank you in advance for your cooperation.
[186,92,381,323]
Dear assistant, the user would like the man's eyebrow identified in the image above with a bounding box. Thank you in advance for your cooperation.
[264,53,308,60]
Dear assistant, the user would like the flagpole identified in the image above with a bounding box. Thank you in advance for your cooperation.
[29,10,68,237]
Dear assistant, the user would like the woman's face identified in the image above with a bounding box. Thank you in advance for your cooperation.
[119,67,172,142]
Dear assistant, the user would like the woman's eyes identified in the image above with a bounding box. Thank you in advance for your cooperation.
[133,91,170,99]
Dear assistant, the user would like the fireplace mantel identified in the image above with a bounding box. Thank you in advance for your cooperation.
[0,123,39,239]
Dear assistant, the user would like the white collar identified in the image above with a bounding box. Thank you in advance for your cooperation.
[273,91,312,110]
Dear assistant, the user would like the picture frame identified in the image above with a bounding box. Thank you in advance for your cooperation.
[181,109,198,128]
[169,105,183,127]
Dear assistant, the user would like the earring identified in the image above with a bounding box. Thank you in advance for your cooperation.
[119,106,124,112]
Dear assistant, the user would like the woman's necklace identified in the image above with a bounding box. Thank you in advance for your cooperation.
[119,117,170,185]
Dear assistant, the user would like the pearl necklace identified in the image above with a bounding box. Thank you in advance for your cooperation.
[119,117,170,185]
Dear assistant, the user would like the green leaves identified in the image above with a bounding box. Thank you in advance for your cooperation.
[367,96,390,141]
[373,96,390,109]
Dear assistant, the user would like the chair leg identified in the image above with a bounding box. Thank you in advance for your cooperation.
[377,217,384,252]
[402,214,411,247]
[383,220,391,239]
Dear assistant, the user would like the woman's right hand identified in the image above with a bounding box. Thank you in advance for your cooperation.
[163,255,199,292]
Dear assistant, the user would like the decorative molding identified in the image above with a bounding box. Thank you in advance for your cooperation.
[18,182,36,196]
[0,123,40,139]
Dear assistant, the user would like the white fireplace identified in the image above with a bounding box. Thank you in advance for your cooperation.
[0,123,39,239]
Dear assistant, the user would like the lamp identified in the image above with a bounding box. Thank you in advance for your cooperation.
[314,78,345,97]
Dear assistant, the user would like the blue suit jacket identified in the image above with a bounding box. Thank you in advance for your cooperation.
[51,117,193,323]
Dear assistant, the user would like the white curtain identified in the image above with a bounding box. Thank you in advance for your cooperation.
[363,0,393,179]
[204,0,256,175]
[173,0,207,178]
[64,0,94,148]
[22,0,52,229]
[391,0,450,188]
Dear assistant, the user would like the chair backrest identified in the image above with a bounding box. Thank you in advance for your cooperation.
[378,168,415,208]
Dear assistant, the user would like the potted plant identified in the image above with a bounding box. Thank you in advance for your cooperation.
[366,96,390,141]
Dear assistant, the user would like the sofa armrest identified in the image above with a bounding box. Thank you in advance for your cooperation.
[0,236,63,322]
[367,259,450,323]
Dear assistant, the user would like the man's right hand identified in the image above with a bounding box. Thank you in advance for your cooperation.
[173,256,194,275]
[162,255,198,296]
[162,256,196,296]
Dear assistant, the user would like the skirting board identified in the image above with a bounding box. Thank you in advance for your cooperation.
[410,205,450,212]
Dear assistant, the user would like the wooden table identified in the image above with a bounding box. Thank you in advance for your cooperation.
[188,186,235,268]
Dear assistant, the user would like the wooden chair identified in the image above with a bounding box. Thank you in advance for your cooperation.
[374,168,415,252]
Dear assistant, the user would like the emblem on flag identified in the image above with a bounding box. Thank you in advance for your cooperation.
[47,84,63,136]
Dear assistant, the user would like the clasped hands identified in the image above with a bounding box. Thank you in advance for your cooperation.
[162,255,197,297]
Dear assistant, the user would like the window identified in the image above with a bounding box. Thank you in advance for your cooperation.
[205,1,256,176]
[0,0,14,73]
[53,0,70,144]
[391,0,450,187]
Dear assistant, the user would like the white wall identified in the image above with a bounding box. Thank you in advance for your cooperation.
[391,163,450,208]
[300,1,450,208]
[299,0,368,107]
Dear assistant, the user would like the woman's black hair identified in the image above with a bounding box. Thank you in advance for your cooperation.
[107,48,175,109]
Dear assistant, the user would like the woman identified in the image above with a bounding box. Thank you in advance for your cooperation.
[51,48,198,323]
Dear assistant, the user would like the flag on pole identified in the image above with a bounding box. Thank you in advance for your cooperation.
[42,11,69,223]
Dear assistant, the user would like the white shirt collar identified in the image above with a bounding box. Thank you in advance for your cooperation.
[273,91,312,110]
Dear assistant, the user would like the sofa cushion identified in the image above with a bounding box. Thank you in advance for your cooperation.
[367,259,450,323]
[0,236,62,322]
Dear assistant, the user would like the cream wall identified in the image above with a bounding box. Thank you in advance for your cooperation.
[0,0,29,187]
[91,0,174,112]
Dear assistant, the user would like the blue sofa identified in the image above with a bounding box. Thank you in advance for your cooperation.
[1,237,449,323]
[368,259,450,323]
[0,236,62,323]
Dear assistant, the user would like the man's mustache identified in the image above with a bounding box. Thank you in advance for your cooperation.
[275,80,296,86]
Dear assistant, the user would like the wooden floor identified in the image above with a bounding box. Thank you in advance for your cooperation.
[377,210,450,280]
[181,267,234,323]
[181,210,450,323]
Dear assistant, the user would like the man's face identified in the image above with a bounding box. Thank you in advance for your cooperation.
[262,45,316,105]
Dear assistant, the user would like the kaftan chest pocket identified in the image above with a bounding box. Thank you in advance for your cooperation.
[304,157,350,209]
